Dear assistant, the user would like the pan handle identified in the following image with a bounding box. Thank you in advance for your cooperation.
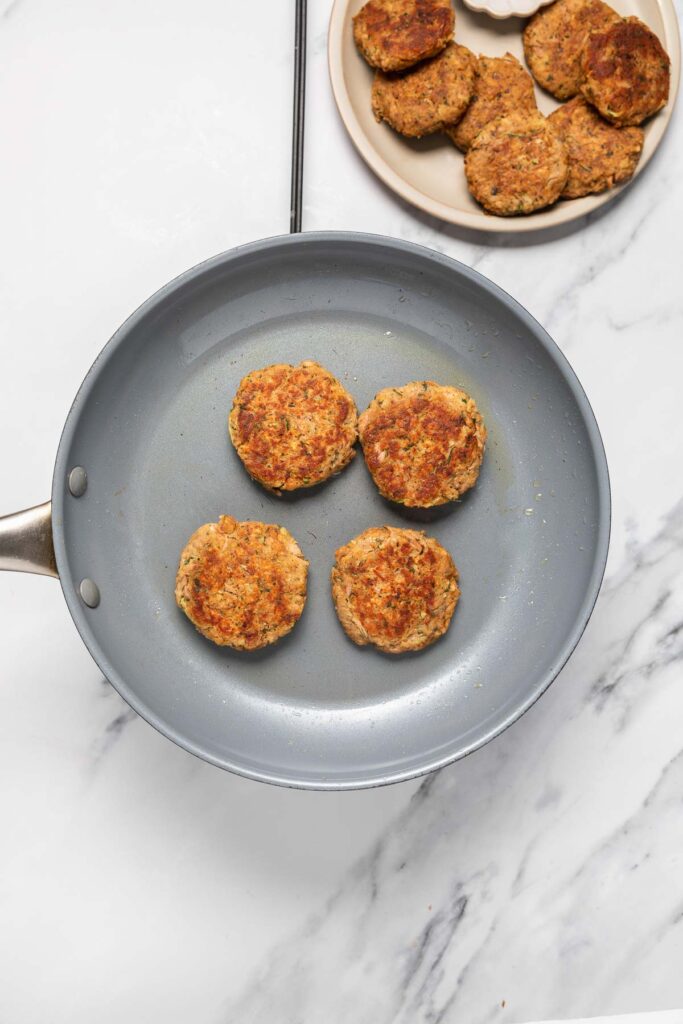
[0,501,58,577]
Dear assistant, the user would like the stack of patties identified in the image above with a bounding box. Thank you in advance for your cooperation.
[352,0,671,217]
[524,0,669,203]
[354,0,476,137]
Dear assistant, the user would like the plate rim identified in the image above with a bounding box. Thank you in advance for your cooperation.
[52,231,611,789]
[328,0,681,234]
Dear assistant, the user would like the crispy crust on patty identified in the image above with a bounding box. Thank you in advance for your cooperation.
[175,516,308,650]
[229,361,358,493]
[465,110,569,216]
[579,16,670,126]
[446,53,537,153]
[372,42,476,137]
[331,526,460,653]
[358,380,486,507]
[353,0,454,72]
[523,0,621,100]
[548,95,643,197]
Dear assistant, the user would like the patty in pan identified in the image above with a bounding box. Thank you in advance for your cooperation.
[229,360,358,493]
[331,525,460,653]
[359,380,486,507]
[175,516,308,650]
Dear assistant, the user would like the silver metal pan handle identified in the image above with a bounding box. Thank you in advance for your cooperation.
[0,502,58,577]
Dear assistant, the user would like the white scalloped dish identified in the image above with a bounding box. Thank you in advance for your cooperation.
[328,0,680,234]
[462,0,554,18]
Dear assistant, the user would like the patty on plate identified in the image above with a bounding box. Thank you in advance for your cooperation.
[548,95,644,197]
[579,16,670,126]
[464,110,569,216]
[372,41,477,137]
[446,52,537,152]
[353,0,455,72]
[331,525,460,653]
[523,0,621,100]
[358,380,486,507]
[229,360,358,493]
[175,515,308,650]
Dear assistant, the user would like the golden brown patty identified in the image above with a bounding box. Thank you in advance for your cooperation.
[175,516,308,650]
[548,96,643,197]
[446,53,537,152]
[353,0,454,72]
[331,526,460,653]
[372,42,476,137]
[465,110,569,216]
[229,361,357,493]
[523,0,621,100]
[358,380,486,507]
[580,16,671,126]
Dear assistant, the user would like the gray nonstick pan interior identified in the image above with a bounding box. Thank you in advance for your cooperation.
[52,232,610,789]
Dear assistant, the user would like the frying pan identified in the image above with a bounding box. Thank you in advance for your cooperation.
[0,231,610,788]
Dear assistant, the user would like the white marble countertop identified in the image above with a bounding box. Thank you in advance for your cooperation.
[1,0,682,1020]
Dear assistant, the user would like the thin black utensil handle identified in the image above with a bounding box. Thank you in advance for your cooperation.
[290,0,307,233]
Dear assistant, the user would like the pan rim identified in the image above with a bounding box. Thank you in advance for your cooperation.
[51,231,611,790]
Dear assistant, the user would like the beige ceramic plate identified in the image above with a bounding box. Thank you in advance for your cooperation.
[328,0,680,233]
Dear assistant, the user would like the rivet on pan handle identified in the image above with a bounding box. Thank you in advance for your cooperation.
[0,501,58,577]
